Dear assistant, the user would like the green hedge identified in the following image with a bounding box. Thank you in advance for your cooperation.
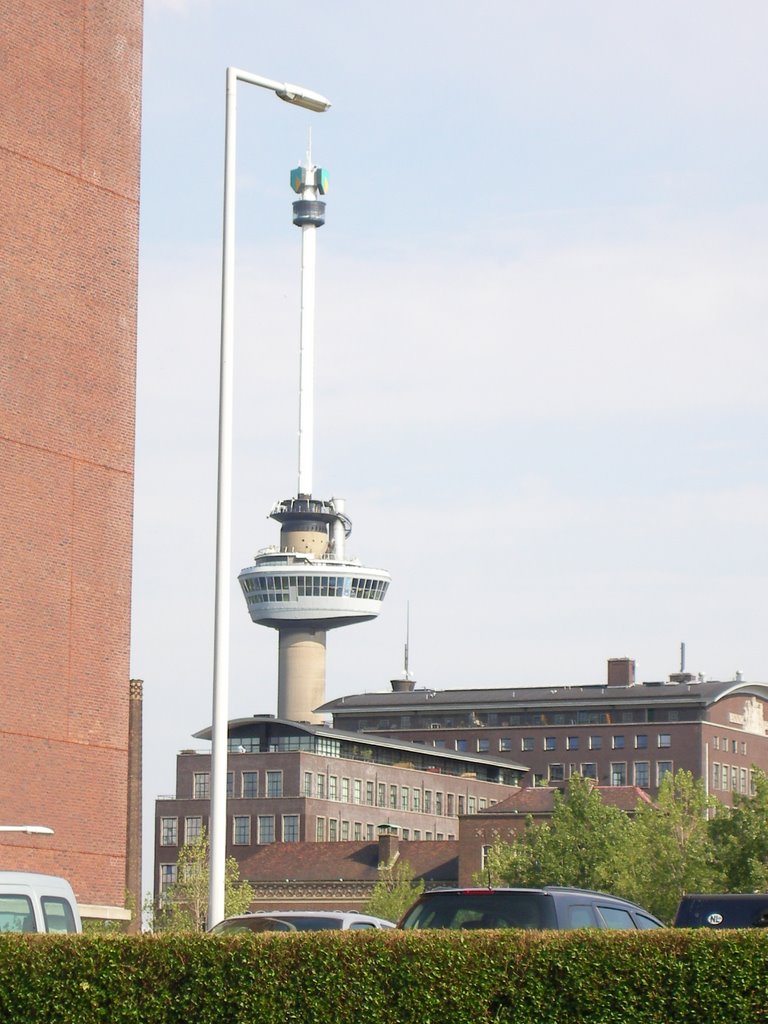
[0,930,766,1024]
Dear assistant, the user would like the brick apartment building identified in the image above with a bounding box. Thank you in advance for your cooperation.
[1,2,143,920]
[154,716,525,904]
[319,659,768,803]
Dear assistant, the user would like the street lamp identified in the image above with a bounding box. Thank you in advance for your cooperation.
[209,68,331,929]
[0,825,55,835]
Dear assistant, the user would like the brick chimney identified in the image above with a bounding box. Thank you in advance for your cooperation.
[607,658,635,687]
[377,824,399,868]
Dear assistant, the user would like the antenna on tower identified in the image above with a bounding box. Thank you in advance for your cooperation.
[404,602,411,680]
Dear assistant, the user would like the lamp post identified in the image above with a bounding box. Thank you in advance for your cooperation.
[209,68,331,929]
[0,826,54,834]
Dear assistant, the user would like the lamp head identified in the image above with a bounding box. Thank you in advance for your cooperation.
[276,84,331,113]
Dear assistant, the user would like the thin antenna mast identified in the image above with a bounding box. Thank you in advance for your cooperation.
[404,602,411,680]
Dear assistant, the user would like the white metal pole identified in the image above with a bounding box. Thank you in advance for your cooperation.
[209,65,239,931]
[208,68,331,931]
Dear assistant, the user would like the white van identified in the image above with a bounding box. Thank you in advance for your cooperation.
[0,871,82,933]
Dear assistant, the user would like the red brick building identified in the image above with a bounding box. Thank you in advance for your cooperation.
[1,1,142,919]
[319,659,768,804]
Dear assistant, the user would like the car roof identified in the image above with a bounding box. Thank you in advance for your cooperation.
[217,910,395,926]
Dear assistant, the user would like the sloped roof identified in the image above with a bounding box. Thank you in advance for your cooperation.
[476,785,653,816]
[238,840,457,883]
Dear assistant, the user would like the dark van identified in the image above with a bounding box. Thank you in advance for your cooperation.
[673,893,768,929]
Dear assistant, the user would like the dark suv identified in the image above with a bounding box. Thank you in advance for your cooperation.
[673,893,768,929]
[398,887,664,931]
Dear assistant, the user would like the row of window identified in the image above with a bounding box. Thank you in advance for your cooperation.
[712,764,753,794]
[192,770,282,801]
[361,709,687,730]
[543,761,674,787]
[712,736,747,755]
[241,575,389,603]
[188,770,493,816]
[442,733,674,755]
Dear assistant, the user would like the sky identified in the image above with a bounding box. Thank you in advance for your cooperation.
[132,1,768,893]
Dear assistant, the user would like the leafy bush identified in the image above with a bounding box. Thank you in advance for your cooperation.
[0,930,767,1024]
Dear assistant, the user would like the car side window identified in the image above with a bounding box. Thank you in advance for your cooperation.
[0,894,37,933]
[634,912,663,930]
[41,896,77,934]
[565,904,597,929]
[597,906,636,929]
[349,922,377,929]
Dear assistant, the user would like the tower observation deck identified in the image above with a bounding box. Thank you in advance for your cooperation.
[238,152,390,723]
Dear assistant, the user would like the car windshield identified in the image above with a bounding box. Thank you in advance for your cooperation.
[210,917,297,934]
[400,891,558,930]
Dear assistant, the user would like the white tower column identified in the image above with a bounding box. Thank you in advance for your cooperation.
[278,629,327,723]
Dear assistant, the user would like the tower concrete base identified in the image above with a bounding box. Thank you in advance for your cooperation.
[278,629,327,723]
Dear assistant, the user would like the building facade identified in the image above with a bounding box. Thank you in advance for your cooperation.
[154,717,525,902]
[319,660,768,804]
[1,2,142,917]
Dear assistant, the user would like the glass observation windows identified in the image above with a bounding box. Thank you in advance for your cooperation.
[243,574,389,604]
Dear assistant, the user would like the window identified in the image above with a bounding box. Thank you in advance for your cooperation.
[589,736,602,750]
[160,817,178,846]
[499,737,512,752]
[732,739,738,754]
[316,817,326,841]
[658,734,671,748]
[401,828,409,840]
[634,762,650,788]
[353,780,362,804]
[740,768,748,794]
[610,763,627,786]
[389,785,398,809]
[447,793,455,816]
[329,776,338,800]
[455,739,468,752]
[226,772,234,799]
[612,735,625,750]
[721,764,729,790]
[435,792,444,815]
[477,739,490,753]
[732,766,738,791]
[184,817,203,844]
[521,737,534,752]
[412,789,421,813]
[316,775,325,799]
[328,819,338,841]
[467,796,476,814]
[193,772,210,799]
[424,790,432,813]
[266,771,283,798]
[377,783,386,807]
[283,815,300,842]
[160,864,177,892]
[741,741,747,755]
[457,796,465,815]
[366,824,375,840]
[354,822,362,840]
[366,781,374,805]
[341,778,350,802]
[413,830,421,840]
[712,736,720,750]
[598,906,635,929]
[566,736,579,750]
[544,737,556,751]
[41,897,76,934]
[712,763,721,790]
[257,816,275,844]
[580,763,597,780]
[303,772,313,797]
[233,816,251,845]
[341,820,350,840]
[549,764,564,782]
[635,735,648,750]
[242,772,258,799]
[401,787,409,810]
[656,761,673,785]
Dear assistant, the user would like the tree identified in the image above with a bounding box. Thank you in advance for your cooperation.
[709,767,768,891]
[479,775,632,892]
[616,769,722,923]
[151,830,255,932]
[363,859,424,924]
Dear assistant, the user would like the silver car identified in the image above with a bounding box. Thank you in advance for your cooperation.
[210,910,395,933]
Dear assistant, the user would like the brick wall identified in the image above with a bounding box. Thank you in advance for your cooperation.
[0,0,142,908]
